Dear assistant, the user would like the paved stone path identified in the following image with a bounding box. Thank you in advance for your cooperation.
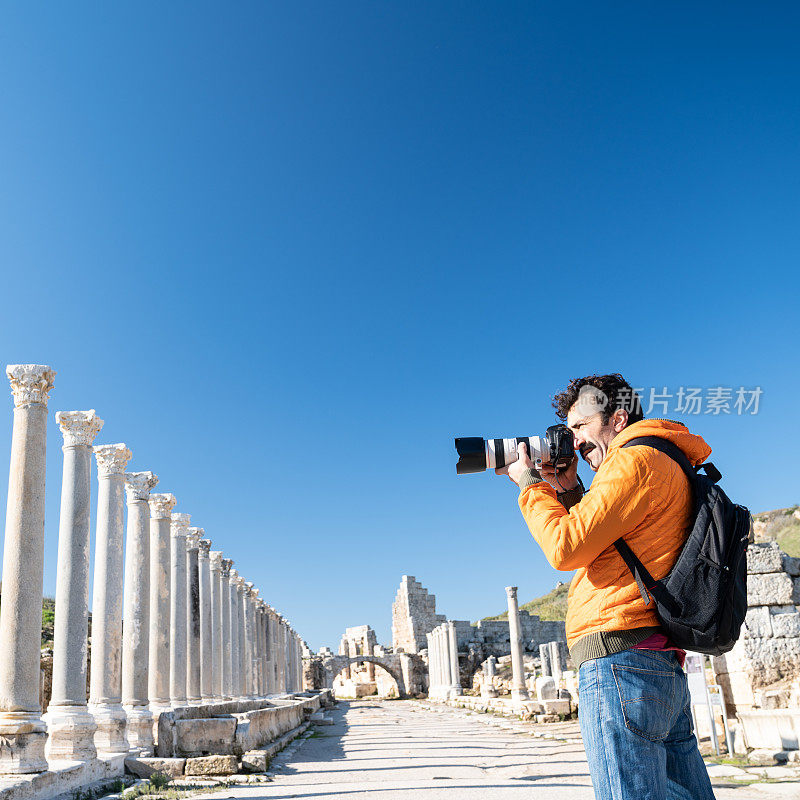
[203,700,800,799]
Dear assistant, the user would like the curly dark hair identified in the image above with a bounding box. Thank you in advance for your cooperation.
[552,373,644,425]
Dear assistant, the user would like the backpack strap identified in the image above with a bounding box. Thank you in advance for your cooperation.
[612,436,695,610]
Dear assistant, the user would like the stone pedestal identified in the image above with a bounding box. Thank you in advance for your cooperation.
[169,513,190,708]
[89,443,132,756]
[0,365,55,774]
[185,529,202,705]
[122,471,158,755]
[147,494,176,719]
[46,410,103,763]
[505,586,530,704]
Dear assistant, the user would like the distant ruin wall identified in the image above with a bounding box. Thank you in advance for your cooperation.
[392,575,446,653]
[714,541,800,711]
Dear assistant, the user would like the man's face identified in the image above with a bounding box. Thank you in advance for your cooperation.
[566,407,628,471]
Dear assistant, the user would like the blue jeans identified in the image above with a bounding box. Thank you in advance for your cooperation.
[578,649,716,800]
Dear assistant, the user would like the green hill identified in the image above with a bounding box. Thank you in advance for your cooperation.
[484,581,570,622]
[753,506,800,556]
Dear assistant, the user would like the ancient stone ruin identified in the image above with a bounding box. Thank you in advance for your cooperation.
[713,540,800,750]
[0,364,323,800]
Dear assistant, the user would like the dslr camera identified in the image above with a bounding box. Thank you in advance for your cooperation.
[454,424,575,475]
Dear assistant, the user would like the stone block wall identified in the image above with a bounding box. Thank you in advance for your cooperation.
[713,542,800,711]
[391,576,446,653]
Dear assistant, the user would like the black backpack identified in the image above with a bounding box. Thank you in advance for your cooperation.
[613,436,750,656]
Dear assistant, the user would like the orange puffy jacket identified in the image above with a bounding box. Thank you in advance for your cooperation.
[518,419,711,653]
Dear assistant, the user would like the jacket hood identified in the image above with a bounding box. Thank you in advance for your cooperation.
[607,418,711,466]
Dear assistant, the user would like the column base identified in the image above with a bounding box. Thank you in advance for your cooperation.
[89,702,129,756]
[123,705,154,756]
[511,688,531,702]
[0,711,48,774]
[44,704,98,762]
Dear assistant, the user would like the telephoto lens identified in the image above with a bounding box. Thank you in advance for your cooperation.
[454,425,574,475]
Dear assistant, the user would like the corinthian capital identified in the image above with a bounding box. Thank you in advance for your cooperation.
[94,443,132,478]
[170,512,191,538]
[221,558,233,578]
[505,585,518,601]
[186,527,203,550]
[210,551,223,571]
[198,539,211,557]
[56,410,104,447]
[6,364,56,408]
[149,493,177,519]
[124,471,159,502]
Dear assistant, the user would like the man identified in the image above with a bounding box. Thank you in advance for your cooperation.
[497,373,716,800]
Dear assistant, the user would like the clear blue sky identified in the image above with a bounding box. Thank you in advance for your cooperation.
[0,3,797,650]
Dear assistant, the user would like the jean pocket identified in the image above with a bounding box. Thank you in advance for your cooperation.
[612,664,676,741]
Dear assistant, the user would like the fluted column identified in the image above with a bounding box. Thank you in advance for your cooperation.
[169,512,190,708]
[258,602,268,696]
[209,551,224,701]
[278,616,287,693]
[89,442,132,756]
[198,539,213,702]
[122,470,158,755]
[447,621,462,696]
[0,366,55,774]
[235,577,247,699]
[505,586,530,705]
[45,410,103,762]
[147,493,176,719]
[228,569,241,698]
[185,528,202,704]
[247,584,260,697]
[220,559,233,699]
[265,608,275,694]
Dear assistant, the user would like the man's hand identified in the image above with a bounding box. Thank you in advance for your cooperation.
[539,454,579,493]
[495,442,536,486]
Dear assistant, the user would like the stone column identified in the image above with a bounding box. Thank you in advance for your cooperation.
[209,551,224,701]
[265,608,275,694]
[89,442,132,756]
[254,601,263,695]
[447,621,462,696]
[236,577,247,698]
[169,512,190,708]
[486,655,497,678]
[220,559,233,699]
[0,366,55,774]
[438,626,447,694]
[437,625,447,696]
[147,493,176,718]
[198,539,213,702]
[249,587,260,696]
[122,470,159,755]
[45,408,102,762]
[242,583,254,698]
[286,626,294,693]
[260,603,269,696]
[275,616,285,693]
[539,643,552,677]
[228,569,241,698]
[505,586,530,704]
[185,528,202,704]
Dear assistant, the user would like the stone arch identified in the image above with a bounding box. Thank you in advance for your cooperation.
[322,655,407,697]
